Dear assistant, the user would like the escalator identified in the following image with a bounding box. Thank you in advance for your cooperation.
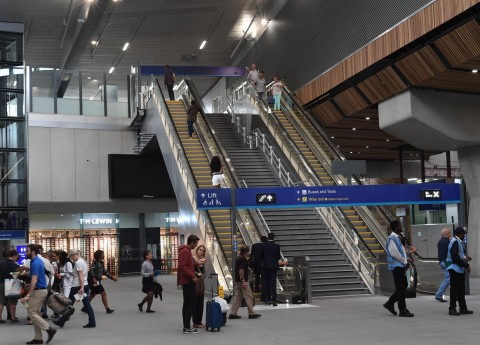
[165,100,244,262]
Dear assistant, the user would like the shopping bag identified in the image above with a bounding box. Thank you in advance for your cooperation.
[4,278,22,297]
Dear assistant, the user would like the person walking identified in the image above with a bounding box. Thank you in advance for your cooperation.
[383,221,414,317]
[435,228,451,302]
[0,249,20,324]
[192,245,207,328]
[57,251,73,298]
[186,100,201,139]
[271,75,284,111]
[178,234,200,334]
[260,233,286,306]
[20,244,57,344]
[87,250,117,314]
[68,249,96,328]
[447,227,473,316]
[164,65,176,101]
[229,245,261,320]
[138,250,156,313]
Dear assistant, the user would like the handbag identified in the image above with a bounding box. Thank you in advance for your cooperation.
[195,266,205,297]
[4,278,22,297]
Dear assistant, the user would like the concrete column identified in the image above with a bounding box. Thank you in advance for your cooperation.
[458,146,480,276]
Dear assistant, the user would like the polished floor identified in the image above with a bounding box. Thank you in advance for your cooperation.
[2,275,480,345]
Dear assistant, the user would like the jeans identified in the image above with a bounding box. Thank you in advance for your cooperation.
[435,261,450,299]
[182,283,196,329]
[187,121,194,138]
[273,94,281,110]
[70,285,96,326]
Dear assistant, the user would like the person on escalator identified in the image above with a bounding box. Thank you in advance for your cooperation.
[256,71,267,101]
[210,156,226,188]
[271,75,284,111]
[164,65,176,101]
[186,100,201,139]
[383,220,414,317]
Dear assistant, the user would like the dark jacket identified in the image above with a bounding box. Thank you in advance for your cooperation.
[260,240,281,270]
[450,240,469,268]
[250,242,263,269]
[177,245,196,285]
[437,237,450,262]
[164,68,175,86]
[187,104,201,122]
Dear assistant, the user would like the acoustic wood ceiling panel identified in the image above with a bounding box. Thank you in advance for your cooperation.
[357,74,394,104]
[332,87,370,116]
[395,45,447,84]
[310,101,344,126]
[418,70,480,93]
[375,66,407,94]
[434,20,480,67]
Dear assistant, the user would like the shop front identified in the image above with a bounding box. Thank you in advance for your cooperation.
[29,212,181,276]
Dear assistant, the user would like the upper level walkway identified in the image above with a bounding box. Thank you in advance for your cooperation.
[4,275,480,345]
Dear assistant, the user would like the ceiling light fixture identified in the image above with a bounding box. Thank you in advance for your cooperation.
[87,76,91,80]
[91,40,97,45]
[330,136,334,139]
[473,69,478,73]
[122,42,130,51]
[386,139,390,142]
[199,40,207,50]
[352,128,356,131]
[365,117,370,120]
[261,18,268,25]
[108,67,115,74]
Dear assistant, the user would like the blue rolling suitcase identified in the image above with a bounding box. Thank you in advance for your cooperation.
[205,274,223,332]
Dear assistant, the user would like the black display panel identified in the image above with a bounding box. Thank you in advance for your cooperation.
[108,154,175,199]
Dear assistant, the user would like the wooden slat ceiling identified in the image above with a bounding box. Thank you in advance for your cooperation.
[302,10,480,160]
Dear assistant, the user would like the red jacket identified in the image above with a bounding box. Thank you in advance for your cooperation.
[177,245,196,285]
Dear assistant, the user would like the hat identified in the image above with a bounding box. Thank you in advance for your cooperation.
[454,227,466,236]
[68,249,79,257]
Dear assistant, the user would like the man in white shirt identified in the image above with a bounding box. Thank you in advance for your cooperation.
[246,64,259,84]
[54,249,96,328]
[383,221,414,317]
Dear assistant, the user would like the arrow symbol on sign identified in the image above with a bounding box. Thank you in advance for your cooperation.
[201,193,205,198]
[267,195,273,202]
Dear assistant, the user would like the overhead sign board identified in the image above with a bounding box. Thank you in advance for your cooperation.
[196,184,460,210]
[0,230,26,239]
[196,188,232,210]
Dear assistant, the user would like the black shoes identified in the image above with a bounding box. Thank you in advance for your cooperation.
[81,307,87,313]
[248,314,261,319]
[138,303,143,312]
[398,309,414,317]
[435,297,448,303]
[83,324,96,328]
[229,314,241,319]
[449,308,460,316]
[106,308,115,314]
[383,302,397,316]
[46,328,57,344]
[146,309,155,313]
[52,318,65,328]
[26,340,43,344]
[272,302,278,307]
[459,308,474,315]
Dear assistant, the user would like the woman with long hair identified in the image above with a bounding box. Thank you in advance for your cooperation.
[88,250,117,314]
[57,250,73,298]
[138,250,155,313]
[192,245,207,328]
[210,156,226,188]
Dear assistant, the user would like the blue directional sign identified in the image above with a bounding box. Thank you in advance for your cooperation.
[293,183,460,207]
[236,187,295,209]
[0,230,26,239]
[196,188,232,210]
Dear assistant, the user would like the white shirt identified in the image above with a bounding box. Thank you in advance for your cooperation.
[387,233,408,265]
[24,254,55,276]
[272,81,283,95]
[247,69,259,83]
[212,173,226,188]
[71,257,89,287]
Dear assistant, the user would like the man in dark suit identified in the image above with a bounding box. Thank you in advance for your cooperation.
[250,236,267,295]
[260,233,286,306]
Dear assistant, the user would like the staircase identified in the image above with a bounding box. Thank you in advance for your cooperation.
[206,113,370,297]
[272,109,384,256]
[165,101,243,262]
